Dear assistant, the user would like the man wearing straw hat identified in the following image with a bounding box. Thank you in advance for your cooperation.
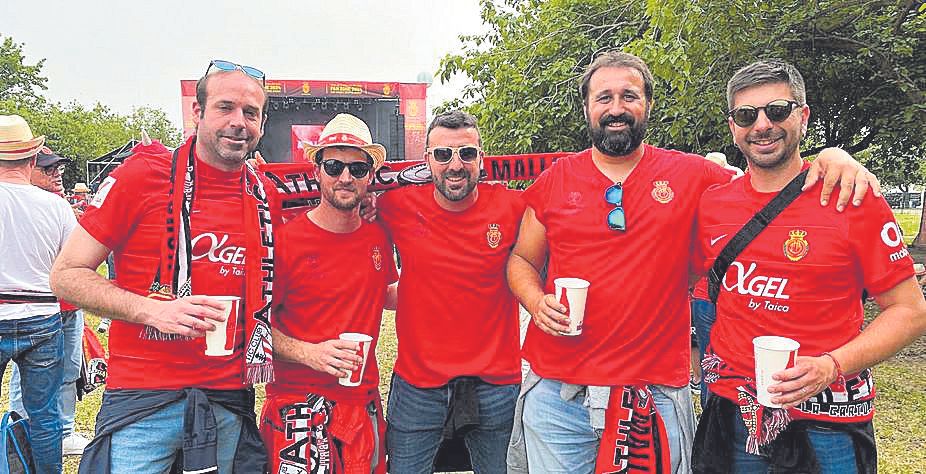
[261,113,397,473]
[0,114,76,474]
[51,60,273,473]
[691,59,926,473]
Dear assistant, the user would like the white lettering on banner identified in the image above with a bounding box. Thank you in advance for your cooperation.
[191,233,245,265]
[880,222,902,247]
[722,262,791,300]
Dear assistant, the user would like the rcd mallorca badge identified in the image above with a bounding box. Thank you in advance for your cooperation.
[371,246,383,271]
[783,229,809,262]
[651,181,674,204]
[486,224,502,249]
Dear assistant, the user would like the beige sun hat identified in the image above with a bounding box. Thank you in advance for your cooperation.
[72,182,91,193]
[0,115,46,160]
[302,114,386,169]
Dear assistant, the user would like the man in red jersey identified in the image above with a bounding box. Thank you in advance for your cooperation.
[378,110,524,473]
[51,60,274,473]
[691,60,926,473]
[261,113,398,474]
[506,51,881,474]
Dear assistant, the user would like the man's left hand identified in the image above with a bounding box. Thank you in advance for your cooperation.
[767,355,838,408]
[803,148,881,212]
[361,193,378,222]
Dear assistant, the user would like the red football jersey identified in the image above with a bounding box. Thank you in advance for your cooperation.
[268,215,398,398]
[80,151,249,390]
[696,164,913,421]
[521,146,732,387]
[378,184,525,388]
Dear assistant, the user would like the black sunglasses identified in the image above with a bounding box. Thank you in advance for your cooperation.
[41,164,66,176]
[429,146,481,164]
[605,183,625,231]
[728,99,802,127]
[205,60,266,86]
[319,159,372,179]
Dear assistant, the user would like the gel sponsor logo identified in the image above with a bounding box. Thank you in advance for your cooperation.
[723,262,791,300]
[191,233,245,264]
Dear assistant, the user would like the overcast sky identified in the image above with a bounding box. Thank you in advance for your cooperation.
[1,0,485,130]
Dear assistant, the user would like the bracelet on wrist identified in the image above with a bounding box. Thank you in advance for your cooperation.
[821,352,845,386]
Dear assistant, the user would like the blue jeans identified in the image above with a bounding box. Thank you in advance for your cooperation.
[0,314,64,474]
[10,310,83,436]
[691,298,716,408]
[386,374,517,474]
[108,398,242,473]
[522,379,689,474]
[731,412,857,473]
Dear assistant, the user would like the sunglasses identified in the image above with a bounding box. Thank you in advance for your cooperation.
[428,146,481,164]
[205,60,266,86]
[728,99,802,127]
[41,164,66,176]
[319,159,372,179]
[605,183,625,231]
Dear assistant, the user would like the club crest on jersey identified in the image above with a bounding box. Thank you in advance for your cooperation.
[651,181,674,204]
[486,224,502,249]
[783,229,810,262]
[371,246,383,271]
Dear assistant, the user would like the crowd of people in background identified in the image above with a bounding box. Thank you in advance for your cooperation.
[1,51,925,474]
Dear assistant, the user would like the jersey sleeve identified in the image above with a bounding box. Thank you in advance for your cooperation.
[849,196,915,295]
[522,167,554,225]
[271,222,292,323]
[701,158,737,189]
[80,156,158,251]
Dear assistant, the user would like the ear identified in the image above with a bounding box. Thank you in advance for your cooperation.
[800,104,810,136]
[192,100,203,127]
[728,116,737,137]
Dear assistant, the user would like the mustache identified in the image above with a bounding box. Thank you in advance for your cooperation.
[219,128,250,140]
[598,113,635,128]
[332,185,357,192]
[442,169,470,179]
[747,130,785,142]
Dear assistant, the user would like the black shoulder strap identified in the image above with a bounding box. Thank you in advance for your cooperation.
[707,169,809,304]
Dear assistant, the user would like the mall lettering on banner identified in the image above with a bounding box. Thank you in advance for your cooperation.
[260,152,569,222]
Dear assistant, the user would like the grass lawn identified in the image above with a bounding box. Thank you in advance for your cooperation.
[894,208,922,245]
[5,307,924,473]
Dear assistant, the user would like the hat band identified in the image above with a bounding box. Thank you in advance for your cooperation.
[317,133,368,147]
[0,144,41,154]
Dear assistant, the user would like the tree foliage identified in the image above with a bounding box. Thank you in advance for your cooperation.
[440,0,925,181]
[0,34,181,188]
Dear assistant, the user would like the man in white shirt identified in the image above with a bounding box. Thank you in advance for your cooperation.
[0,115,76,474]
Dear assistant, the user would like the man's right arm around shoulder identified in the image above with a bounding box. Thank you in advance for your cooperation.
[50,226,226,338]
[507,206,571,336]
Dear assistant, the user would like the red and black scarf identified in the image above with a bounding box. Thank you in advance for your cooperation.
[143,136,275,384]
[595,386,671,473]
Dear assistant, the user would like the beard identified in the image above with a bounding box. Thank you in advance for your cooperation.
[204,127,256,164]
[322,184,363,210]
[587,111,648,157]
[742,128,801,170]
[434,167,478,202]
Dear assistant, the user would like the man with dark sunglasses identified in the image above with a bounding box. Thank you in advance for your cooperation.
[505,51,881,474]
[52,60,272,473]
[691,60,926,473]
[262,113,397,474]
[377,110,525,473]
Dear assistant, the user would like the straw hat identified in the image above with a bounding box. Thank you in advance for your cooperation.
[72,182,91,193]
[0,115,45,160]
[302,114,386,169]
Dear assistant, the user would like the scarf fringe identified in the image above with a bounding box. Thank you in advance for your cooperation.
[246,363,274,385]
[141,325,193,341]
[746,406,792,455]
[702,352,722,384]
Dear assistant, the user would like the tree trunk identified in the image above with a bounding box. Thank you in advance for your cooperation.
[913,202,926,247]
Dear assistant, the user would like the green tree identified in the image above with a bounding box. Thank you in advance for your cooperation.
[0,35,47,101]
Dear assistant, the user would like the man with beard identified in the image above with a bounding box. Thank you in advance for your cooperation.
[261,113,397,473]
[505,51,880,473]
[51,60,274,472]
[691,60,926,473]
[378,110,524,473]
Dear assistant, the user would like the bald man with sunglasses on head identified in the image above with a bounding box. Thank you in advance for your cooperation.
[52,59,273,473]
[377,110,525,473]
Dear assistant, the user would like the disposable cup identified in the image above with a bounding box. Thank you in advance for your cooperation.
[204,296,240,357]
[753,336,800,407]
[554,278,590,336]
[339,333,373,386]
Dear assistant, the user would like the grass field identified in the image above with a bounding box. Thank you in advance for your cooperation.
[895,208,922,245]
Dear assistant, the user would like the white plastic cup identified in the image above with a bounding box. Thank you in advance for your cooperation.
[338,333,373,386]
[204,296,240,357]
[553,278,590,336]
[753,336,800,407]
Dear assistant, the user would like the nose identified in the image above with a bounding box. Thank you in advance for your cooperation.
[337,166,354,183]
[227,107,246,129]
[446,152,466,170]
[751,108,775,132]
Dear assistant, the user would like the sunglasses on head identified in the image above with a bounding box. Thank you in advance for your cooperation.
[319,159,372,179]
[728,99,802,127]
[428,146,481,164]
[205,60,266,86]
[605,183,625,231]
